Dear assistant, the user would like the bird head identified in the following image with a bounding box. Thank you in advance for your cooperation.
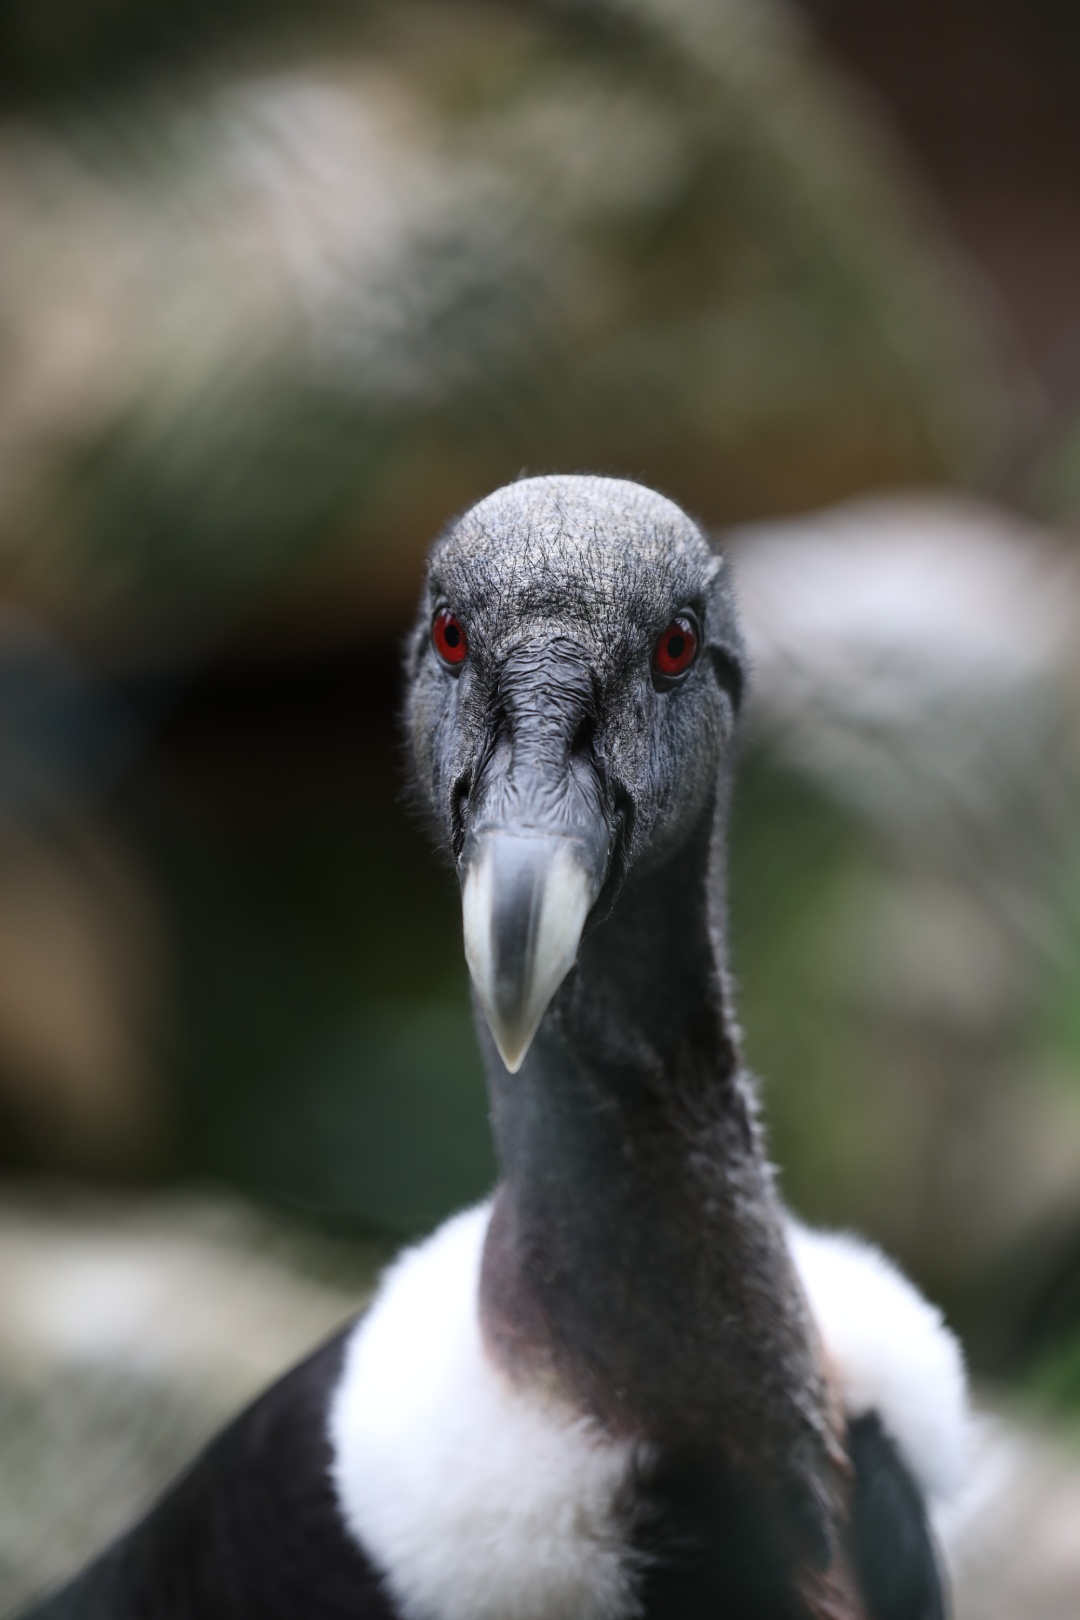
[406,474,744,1072]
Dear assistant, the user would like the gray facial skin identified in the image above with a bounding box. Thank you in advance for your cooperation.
[405,473,744,1069]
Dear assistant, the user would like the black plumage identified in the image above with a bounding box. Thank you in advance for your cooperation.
[847,1415,947,1620]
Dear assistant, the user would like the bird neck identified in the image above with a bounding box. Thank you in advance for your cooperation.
[478,789,841,1557]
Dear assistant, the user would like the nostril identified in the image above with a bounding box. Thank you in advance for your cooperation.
[587,787,632,926]
[571,711,596,759]
[611,789,633,868]
[450,772,471,859]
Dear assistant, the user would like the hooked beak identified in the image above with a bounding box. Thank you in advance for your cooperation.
[461,831,604,1072]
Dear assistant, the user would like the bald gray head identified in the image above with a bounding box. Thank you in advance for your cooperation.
[406,475,744,1070]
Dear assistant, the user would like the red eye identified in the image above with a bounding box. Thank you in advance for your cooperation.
[432,609,469,667]
[654,615,699,679]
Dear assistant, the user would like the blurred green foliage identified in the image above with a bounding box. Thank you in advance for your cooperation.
[728,749,875,1215]
[170,754,494,1237]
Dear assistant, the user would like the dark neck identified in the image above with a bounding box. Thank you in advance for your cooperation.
[478,789,841,1558]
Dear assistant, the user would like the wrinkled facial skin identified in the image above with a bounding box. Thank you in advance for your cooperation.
[406,474,744,902]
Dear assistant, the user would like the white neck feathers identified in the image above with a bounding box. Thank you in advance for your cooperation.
[328,1205,646,1620]
[328,1203,968,1620]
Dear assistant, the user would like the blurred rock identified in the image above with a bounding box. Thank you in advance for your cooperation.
[945,1405,1080,1620]
[0,1191,373,1613]
[0,0,1005,663]
[733,495,1080,838]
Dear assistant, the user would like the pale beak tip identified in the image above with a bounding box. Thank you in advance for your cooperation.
[467,952,559,1074]
[493,1031,529,1075]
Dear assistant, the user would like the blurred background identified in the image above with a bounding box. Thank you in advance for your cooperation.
[3,0,1080,1612]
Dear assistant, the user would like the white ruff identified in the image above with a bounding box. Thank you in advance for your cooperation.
[788,1221,969,1503]
[329,1204,969,1620]
[328,1205,644,1620]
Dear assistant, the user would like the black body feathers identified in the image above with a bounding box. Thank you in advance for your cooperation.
[849,1413,947,1620]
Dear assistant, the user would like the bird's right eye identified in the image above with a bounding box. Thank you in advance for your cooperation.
[432,609,469,668]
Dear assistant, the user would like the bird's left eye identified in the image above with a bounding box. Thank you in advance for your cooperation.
[433,609,469,667]
[653,615,699,680]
